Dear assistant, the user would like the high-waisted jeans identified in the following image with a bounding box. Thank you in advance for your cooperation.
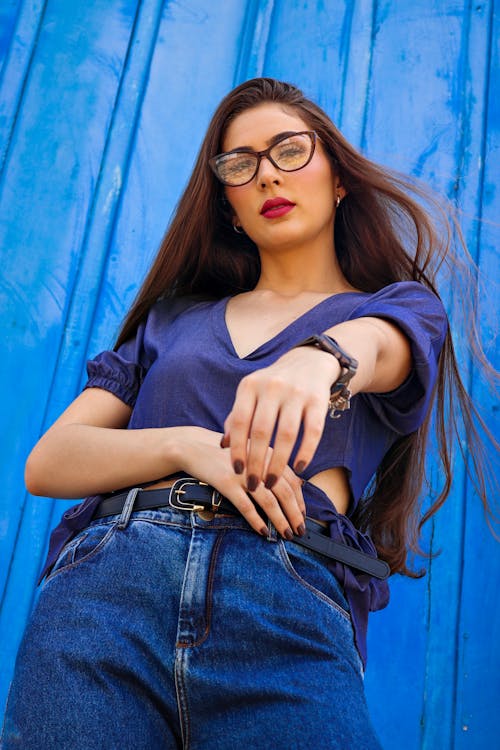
[2,494,383,749]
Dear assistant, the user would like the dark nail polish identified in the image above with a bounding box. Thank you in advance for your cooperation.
[264,474,277,490]
[247,475,259,492]
[220,436,225,448]
[260,526,268,536]
[284,527,294,541]
[233,459,244,474]
[297,523,306,537]
[295,461,306,474]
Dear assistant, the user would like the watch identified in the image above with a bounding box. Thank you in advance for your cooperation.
[294,334,358,418]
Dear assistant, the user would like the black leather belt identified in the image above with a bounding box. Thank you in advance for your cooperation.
[93,477,390,580]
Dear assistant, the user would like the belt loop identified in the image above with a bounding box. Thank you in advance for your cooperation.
[266,519,278,543]
[116,487,141,530]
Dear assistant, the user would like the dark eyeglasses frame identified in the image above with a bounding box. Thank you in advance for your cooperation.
[209,131,317,186]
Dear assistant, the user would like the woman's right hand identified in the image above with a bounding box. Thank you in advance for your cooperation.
[176,426,306,540]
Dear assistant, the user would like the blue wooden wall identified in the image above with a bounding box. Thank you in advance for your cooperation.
[0,1,498,747]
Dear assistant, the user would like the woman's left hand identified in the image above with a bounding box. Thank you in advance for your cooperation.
[221,346,340,491]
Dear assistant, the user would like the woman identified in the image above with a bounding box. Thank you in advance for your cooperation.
[1,77,488,749]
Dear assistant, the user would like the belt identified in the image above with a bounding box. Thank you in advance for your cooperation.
[93,477,390,580]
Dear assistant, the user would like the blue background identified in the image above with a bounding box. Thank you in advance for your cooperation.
[0,1,499,747]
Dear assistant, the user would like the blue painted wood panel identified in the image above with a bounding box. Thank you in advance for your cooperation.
[0,2,498,747]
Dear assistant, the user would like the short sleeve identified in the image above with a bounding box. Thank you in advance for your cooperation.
[347,281,448,434]
[83,294,207,408]
[84,318,149,408]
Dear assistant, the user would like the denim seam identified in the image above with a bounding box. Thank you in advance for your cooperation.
[69,532,89,564]
[174,647,190,750]
[277,541,352,622]
[176,530,226,649]
[43,526,117,585]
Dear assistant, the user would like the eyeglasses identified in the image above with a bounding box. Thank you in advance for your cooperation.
[209,131,317,187]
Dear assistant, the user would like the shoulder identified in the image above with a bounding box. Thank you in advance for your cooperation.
[347,281,448,345]
[150,292,217,317]
[350,280,445,309]
[144,293,219,330]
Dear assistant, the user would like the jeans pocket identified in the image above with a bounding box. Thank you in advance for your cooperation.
[44,522,116,584]
[278,539,351,622]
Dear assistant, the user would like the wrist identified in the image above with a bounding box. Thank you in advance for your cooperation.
[161,427,186,472]
[292,334,358,418]
[162,425,221,474]
[298,345,341,382]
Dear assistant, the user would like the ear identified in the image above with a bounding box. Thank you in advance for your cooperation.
[230,207,241,227]
[334,178,348,201]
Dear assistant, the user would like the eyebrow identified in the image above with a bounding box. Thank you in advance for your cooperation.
[228,131,299,152]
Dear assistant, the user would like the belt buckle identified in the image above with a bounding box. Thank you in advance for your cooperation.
[211,489,223,511]
[168,477,224,513]
[168,477,209,512]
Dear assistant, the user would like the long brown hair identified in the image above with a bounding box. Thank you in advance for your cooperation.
[116,77,496,576]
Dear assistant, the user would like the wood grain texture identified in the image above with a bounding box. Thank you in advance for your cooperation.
[0,1,498,746]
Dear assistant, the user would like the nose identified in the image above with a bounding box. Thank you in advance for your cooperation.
[256,155,282,187]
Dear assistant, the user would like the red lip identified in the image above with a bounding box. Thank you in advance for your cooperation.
[260,197,295,215]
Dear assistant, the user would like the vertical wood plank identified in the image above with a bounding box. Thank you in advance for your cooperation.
[422,3,496,748]
[0,0,45,176]
[0,0,143,711]
[0,2,498,746]
[233,0,275,84]
[453,2,500,745]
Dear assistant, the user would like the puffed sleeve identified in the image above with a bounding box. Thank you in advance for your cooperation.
[84,317,150,408]
[347,281,448,434]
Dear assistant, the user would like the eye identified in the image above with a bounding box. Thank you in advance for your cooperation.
[276,145,307,158]
[218,154,255,178]
[272,135,311,165]
[228,158,254,173]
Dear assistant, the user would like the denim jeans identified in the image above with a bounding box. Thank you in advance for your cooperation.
[2,493,383,749]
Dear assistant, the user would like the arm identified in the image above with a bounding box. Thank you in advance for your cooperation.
[222,316,411,489]
[322,316,412,394]
[24,388,207,498]
[25,387,305,539]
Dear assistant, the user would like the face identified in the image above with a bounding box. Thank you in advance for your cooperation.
[221,103,343,254]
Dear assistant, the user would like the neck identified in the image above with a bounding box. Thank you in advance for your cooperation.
[254,240,355,297]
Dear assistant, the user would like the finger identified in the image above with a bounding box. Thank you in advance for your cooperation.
[292,398,328,474]
[281,466,306,518]
[245,398,281,492]
[226,380,257,475]
[250,482,302,539]
[219,483,269,537]
[268,474,306,535]
[262,400,303,490]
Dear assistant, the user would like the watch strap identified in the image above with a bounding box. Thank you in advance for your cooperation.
[294,334,358,418]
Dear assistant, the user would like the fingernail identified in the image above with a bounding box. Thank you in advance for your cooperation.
[264,474,277,490]
[284,527,294,541]
[294,461,306,474]
[260,526,268,536]
[220,434,229,448]
[297,523,306,537]
[233,460,244,474]
[247,475,259,492]
[220,436,225,448]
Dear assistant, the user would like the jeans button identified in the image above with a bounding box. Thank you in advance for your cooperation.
[197,510,215,521]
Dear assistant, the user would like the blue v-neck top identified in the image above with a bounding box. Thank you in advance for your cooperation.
[40,281,448,668]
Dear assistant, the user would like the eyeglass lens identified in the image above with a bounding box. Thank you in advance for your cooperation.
[215,133,314,186]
